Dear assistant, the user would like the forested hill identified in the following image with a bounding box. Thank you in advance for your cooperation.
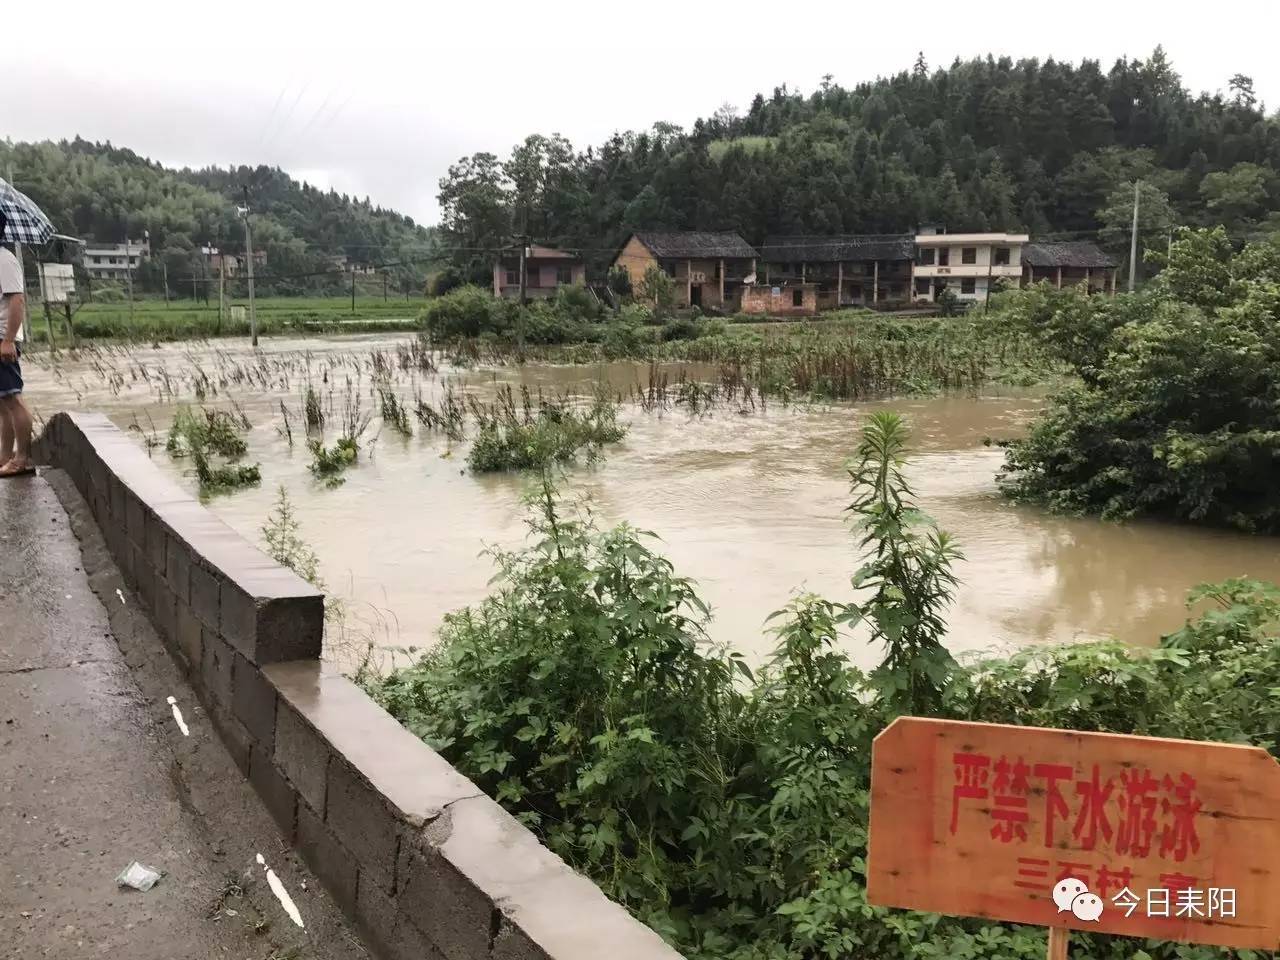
[440,47,1280,276]
[0,138,436,292]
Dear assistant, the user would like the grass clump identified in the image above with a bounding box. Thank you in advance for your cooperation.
[466,389,626,473]
[308,436,359,486]
[166,404,259,494]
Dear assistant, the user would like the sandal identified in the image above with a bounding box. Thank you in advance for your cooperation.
[0,462,35,478]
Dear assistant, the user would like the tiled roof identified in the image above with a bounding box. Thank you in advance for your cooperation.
[759,234,915,262]
[1022,241,1117,268]
[631,231,758,259]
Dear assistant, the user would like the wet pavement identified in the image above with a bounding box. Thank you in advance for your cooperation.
[0,471,367,959]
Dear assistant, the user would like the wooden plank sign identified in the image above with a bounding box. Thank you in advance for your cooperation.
[867,717,1280,950]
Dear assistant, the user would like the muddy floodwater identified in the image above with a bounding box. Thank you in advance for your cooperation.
[24,334,1280,670]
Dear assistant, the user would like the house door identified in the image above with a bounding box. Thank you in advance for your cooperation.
[690,285,702,307]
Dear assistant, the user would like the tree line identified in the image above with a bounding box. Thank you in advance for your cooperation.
[438,47,1280,283]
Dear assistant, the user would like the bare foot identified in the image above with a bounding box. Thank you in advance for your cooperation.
[0,457,33,477]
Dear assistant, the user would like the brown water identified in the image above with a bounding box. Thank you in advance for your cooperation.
[22,334,1280,670]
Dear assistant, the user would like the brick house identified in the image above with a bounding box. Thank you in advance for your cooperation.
[492,245,586,300]
[758,235,915,310]
[1021,241,1118,294]
[612,232,758,309]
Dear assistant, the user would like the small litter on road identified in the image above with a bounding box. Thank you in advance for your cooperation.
[115,588,126,606]
[256,853,304,929]
[116,861,162,891]
[166,696,190,736]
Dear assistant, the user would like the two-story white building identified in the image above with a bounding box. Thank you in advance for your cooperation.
[911,231,1029,303]
[82,238,151,281]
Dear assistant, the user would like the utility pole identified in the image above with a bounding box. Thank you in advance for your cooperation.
[124,236,135,322]
[162,260,170,307]
[239,187,258,346]
[516,234,529,353]
[218,244,226,329]
[382,270,388,302]
[350,264,356,315]
[1127,179,1140,293]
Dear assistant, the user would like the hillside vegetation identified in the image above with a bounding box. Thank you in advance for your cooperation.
[0,138,437,295]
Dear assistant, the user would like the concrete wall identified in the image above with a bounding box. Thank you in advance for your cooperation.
[35,411,683,960]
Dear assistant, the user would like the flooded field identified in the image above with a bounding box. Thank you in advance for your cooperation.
[23,333,1280,669]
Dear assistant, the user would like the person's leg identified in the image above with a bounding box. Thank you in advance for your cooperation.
[0,401,13,468]
[0,396,32,474]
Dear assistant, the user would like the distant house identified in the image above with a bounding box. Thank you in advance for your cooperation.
[1022,241,1118,294]
[200,245,266,278]
[612,232,758,309]
[492,244,586,300]
[912,231,1029,303]
[82,238,150,281]
[758,235,915,310]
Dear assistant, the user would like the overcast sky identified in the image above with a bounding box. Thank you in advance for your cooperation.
[6,1,1277,226]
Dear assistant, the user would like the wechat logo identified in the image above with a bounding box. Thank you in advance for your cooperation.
[1052,877,1104,922]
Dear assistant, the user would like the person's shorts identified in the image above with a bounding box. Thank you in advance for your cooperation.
[0,345,23,398]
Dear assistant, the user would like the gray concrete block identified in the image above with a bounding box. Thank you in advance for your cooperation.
[133,543,155,609]
[492,920,552,960]
[200,630,234,710]
[274,701,330,816]
[231,654,277,752]
[152,586,178,653]
[189,563,220,630]
[144,510,167,572]
[125,490,146,547]
[326,756,402,895]
[174,603,203,675]
[397,841,495,960]
[208,702,253,777]
[297,801,358,918]
[220,581,257,657]
[255,596,325,663]
[249,745,297,841]
[165,535,191,603]
[109,473,125,524]
[356,878,447,960]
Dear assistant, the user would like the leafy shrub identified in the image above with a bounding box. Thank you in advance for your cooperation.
[660,317,701,341]
[553,283,604,321]
[601,320,647,359]
[166,405,258,494]
[308,436,359,486]
[370,412,1280,959]
[420,284,503,338]
[991,228,1280,530]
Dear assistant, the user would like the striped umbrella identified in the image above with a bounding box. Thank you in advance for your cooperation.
[0,177,55,245]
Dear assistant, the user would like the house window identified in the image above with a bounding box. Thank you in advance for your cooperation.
[505,268,518,285]
[915,278,930,295]
[961,247,977,265]
[556,265,572,285]
[994,247,1010,266]
[792,288,804,307]
[917,248,936,266]
[960,278,976,294]
[938,248,950,266]
[661,260,677,278]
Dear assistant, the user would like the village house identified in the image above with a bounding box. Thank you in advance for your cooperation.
[1021,241,1118,294]
[911,230,1029,304]
[757,235,915,313]
[82,237,150,281]
[612,232,758,310]
[492,244,586,300]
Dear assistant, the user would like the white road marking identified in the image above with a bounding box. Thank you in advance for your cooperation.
[115,588,126,605]
[256,853,304,928]
[166,696,189,736]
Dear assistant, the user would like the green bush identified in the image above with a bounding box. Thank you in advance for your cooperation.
[420,284,503,338]
[991,228,1280,531]
[660,317,701,341]
[370,412,1280,960]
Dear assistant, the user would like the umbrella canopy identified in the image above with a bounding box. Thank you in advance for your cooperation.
[0,177,55,246]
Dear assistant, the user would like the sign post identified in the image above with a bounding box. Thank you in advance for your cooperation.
[868,717,1280,953]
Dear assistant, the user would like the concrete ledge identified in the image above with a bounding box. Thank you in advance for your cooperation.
[36,411,683,960]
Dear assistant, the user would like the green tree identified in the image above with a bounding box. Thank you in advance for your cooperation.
[1199,162,1271,231]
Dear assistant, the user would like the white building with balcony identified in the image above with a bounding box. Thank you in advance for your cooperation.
[82,238,151,281]
[911,232,1029,303]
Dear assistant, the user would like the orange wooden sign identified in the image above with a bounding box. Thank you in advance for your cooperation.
[867,717,1280,949]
